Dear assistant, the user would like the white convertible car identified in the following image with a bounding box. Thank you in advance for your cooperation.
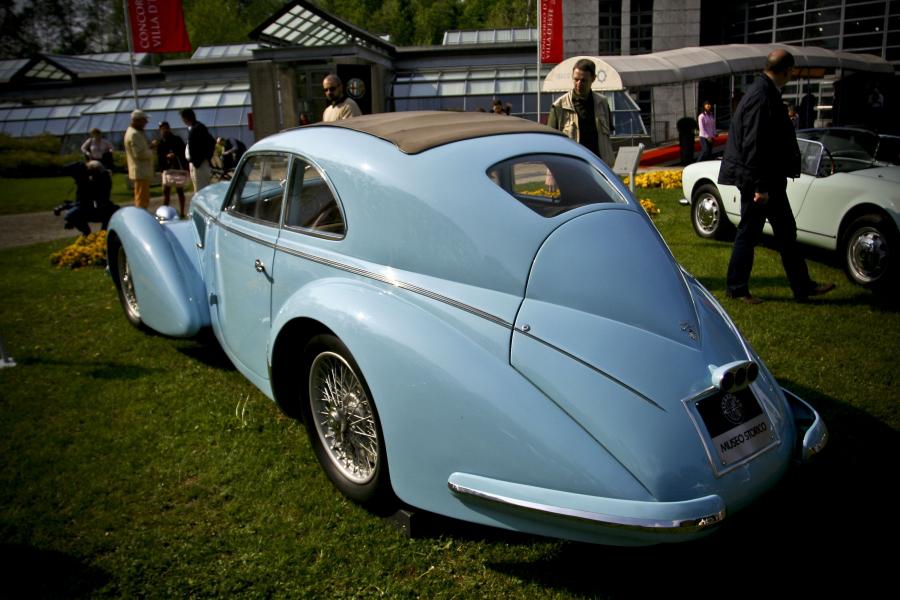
[682,128,899,292]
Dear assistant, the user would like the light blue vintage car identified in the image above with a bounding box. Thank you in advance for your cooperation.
[107,111,826,546]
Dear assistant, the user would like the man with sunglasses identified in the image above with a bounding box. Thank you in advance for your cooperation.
[322,74,361,122]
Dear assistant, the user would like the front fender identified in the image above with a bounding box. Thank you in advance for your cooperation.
[108,207,209,337]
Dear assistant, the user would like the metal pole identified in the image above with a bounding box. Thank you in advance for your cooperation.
[122,0,140,108]
[536,1,541,123]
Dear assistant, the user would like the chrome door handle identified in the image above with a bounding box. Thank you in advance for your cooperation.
[254,259,265,273]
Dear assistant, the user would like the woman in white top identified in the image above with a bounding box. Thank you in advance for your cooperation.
[81,128,114,169]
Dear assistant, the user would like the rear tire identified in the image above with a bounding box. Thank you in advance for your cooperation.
[692,183,734,240]
[300,334,393,508]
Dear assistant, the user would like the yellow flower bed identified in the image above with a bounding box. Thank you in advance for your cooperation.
[623,170,683,190]
[640,199,660,216]
[519,187,561,199]
[50,231,108,269]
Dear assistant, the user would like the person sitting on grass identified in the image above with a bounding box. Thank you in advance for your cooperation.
[61,160,117,236]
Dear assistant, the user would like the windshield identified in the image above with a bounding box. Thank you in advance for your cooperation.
[798,130,878,175]
[799,129,877,160]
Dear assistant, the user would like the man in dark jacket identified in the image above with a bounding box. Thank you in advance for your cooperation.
[180,108,215,193]
[718,49,834,303]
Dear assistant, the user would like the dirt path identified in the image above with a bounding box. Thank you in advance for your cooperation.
[0,194,192,250]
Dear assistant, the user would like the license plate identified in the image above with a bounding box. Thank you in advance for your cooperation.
[694,387,775,468]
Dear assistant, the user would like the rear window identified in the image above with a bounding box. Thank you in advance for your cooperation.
[487,154,623,218]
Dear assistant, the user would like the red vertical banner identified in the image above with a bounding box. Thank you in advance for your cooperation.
[540,0,564,64]
[128,0,192,54]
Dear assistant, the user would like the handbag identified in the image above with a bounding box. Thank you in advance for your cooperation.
[162,169,189,187]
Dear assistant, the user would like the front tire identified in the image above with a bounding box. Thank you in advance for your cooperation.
[301,334,392,507]
[692,183,734,240]
[110,241,144,329]
[842,214,897,292]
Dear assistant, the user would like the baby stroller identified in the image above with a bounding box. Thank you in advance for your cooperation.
[54,161,118,236]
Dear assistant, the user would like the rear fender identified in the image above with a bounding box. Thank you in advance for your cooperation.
[108,207,209,337]
[269,278,653,518]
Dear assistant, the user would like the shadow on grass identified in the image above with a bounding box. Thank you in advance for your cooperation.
[173,329,236,371]
[0,543,110,598]
[17,357,158,380]
[696,274,899,311]
[400,383,895,596]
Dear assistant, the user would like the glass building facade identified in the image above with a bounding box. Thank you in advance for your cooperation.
[0,49,254,152]
[715,0,899,68]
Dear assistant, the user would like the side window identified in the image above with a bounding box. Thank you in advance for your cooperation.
[226,154,289,224]
[285,159,346,236]
[487,154,622,218]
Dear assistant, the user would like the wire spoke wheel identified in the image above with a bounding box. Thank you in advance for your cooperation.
[115,243,142,324]
[308,350,379,484]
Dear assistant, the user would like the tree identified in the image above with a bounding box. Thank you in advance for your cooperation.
[183,0,254,47]
[0,0,39,58]
[0,0,123,57]
[0,0,532,59]
[412,0,459,45]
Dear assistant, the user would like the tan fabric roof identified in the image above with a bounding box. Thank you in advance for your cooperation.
[313,110,565,154]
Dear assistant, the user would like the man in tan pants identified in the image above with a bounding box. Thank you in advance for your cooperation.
[124,109,153,209]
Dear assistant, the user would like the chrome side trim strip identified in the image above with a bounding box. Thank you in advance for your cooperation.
[200,209,512,329]
[192,205,215,222]
[217,220,278,249]
[447,481,725,533]
[275,244,512,328]
[514,328,665,411]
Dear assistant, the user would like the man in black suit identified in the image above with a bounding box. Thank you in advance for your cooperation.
[180,108,215,193]
[718,49,834,304]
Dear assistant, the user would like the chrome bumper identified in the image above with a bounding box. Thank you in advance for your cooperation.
[448,472,725,534]
[782,388,828,462]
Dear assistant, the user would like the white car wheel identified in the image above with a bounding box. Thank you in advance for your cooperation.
[692,184,733,240]
[843,214,897,291]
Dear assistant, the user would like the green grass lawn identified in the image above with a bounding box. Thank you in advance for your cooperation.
[0,188,896,598]
[0,174,139,215]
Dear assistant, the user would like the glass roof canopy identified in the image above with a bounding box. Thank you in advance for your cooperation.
[251,0,393,51]
[442,29,538,45]
[192,44,258,60]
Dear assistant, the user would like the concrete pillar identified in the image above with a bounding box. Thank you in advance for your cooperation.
[650,0,702,143]
[562,0,599,57]
[278,65,298,129]
[248,61,280,141]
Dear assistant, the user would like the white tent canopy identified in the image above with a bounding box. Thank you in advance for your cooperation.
[543,44,894,92]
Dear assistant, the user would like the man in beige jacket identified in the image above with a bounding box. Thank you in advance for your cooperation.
[547,58,615,166]
[124,109,153,209]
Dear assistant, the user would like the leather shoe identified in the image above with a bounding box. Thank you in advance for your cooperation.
[728,294,763,305]
[796,282,835,301]
[809,282,836,296]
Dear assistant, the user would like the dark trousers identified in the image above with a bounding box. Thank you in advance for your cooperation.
[698,137,713,161]
[64,202,117,236]
[726,181,812,298]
